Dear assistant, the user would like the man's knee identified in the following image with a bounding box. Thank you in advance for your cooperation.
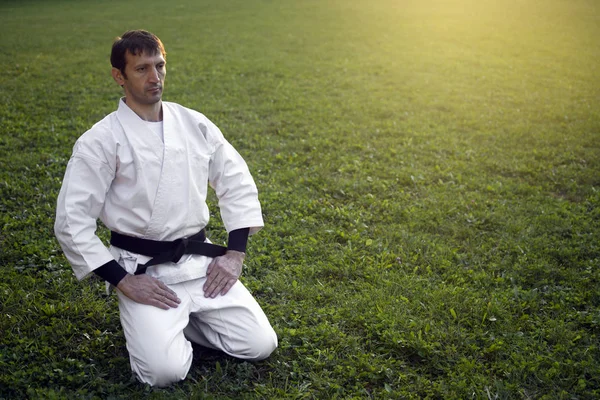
[133,353,191,387]
[250,332,278,360]
[230,326,278,361]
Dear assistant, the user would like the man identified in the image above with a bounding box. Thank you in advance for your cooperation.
[54,30,277,387]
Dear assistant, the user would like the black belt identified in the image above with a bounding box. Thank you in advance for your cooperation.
[110,229,227,275]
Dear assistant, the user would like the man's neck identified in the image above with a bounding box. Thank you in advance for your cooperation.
[124,98,163,122]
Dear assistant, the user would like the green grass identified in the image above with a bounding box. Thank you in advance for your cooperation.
[1,0,599,398]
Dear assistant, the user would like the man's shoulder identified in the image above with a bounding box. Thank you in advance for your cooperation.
[79,111,116,138]
[164,101,203,116]
[163,101,212,124]
[74,112,120,156]
[163,101,225,144]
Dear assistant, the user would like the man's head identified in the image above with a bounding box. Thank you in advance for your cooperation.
[111,30,167,113]
[111,30,166,79]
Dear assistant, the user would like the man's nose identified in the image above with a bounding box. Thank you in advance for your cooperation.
[148,67,160,82]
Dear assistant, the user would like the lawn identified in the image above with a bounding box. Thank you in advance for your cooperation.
[1,0,599,398]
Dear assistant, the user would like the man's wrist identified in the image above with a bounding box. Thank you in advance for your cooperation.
[116,273,132,290]
[225,249,246,263]
[94,260,128,287]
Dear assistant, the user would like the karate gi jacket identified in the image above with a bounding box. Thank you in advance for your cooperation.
[55,99,264,285]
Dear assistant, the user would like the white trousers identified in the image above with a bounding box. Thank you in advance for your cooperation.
[116,278,278,387]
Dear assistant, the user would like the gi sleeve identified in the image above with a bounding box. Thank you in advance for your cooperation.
[93,259,128,286]
[205,120,264,235]
[54,140,117,281]
[227,227,250,253]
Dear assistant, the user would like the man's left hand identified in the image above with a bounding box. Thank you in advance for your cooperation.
[203,250,245,298]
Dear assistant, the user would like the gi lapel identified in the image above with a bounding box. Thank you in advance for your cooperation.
[116,99,164,161]
[143,102,188,239]
[115,99,166,238]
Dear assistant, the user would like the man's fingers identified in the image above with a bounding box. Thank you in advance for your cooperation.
[144,290,179,309]
[152,278,180,304]
[203,254,242,298]
[206,257,219,275]
[158,288,180,303]
[204,273,225,298]
[210,280,227,298]
[206,278,223,298]
[158,295,180,309]
[220,279,235,296]
[203,267,220,291]
[117,274,181,309]
[157,280,179,297]
[151,299,171,310]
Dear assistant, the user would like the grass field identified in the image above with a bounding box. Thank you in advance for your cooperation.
[1,0,599,398]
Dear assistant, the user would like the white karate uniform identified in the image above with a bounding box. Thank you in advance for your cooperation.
[54,99,277,387]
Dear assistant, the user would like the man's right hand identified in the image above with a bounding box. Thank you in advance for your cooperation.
[116,274,181,310]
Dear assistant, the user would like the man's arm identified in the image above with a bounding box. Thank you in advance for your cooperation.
[202,118,263,298]
[205,119,264,235]
[55,138,180,309]
[55,151,117,280]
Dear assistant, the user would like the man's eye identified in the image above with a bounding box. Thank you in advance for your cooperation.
[137,67,145,72]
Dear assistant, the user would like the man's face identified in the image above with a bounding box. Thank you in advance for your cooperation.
[117,50,166,107]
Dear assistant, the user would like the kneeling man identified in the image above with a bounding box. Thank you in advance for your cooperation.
[54,29,277,387]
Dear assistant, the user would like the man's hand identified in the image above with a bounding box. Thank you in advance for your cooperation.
[203,250,245,298]
[117,274,181,310]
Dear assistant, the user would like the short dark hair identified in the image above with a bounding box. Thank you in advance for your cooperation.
[111,30,166,77]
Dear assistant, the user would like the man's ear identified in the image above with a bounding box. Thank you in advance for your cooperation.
[111,67,125,87]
